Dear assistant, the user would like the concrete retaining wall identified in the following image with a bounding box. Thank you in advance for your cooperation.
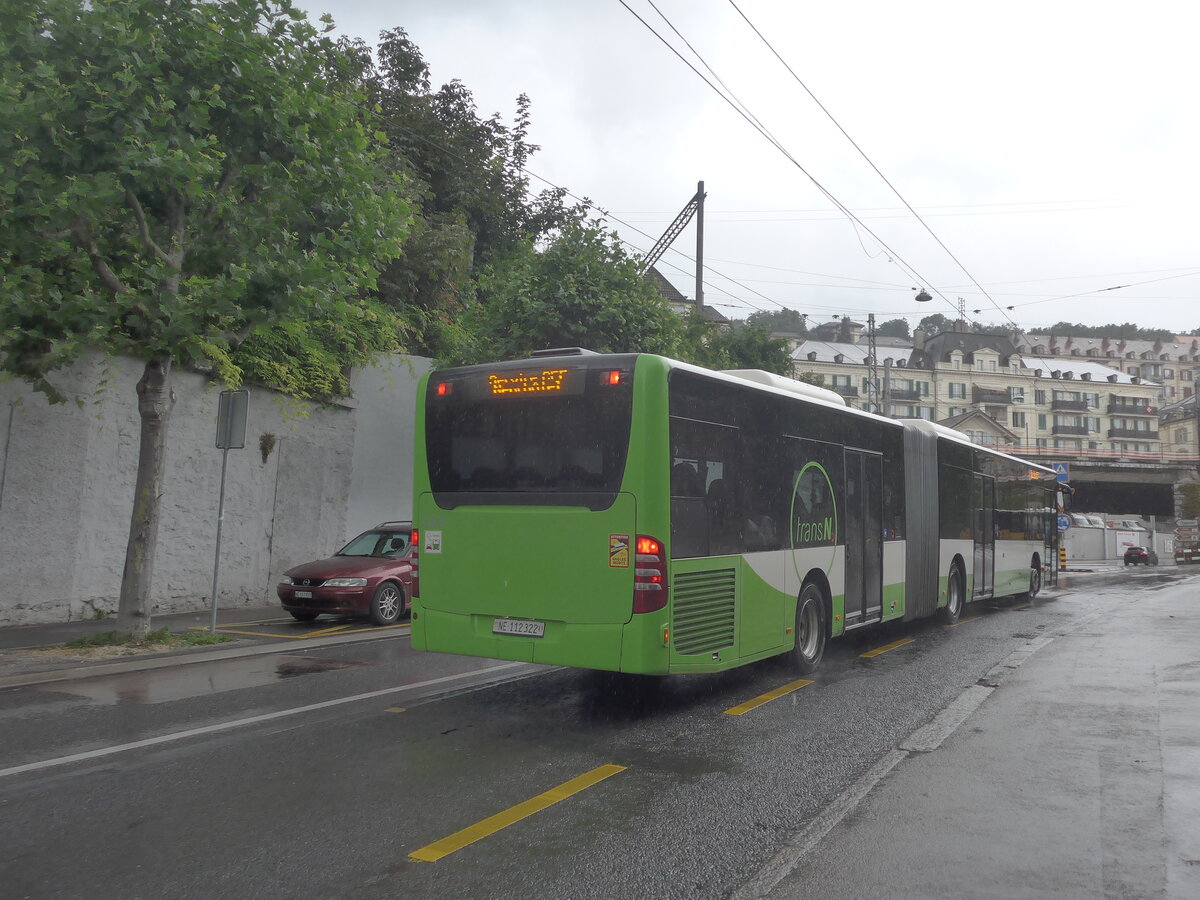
[0,352,429,625]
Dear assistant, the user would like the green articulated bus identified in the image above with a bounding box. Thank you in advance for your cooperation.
[410,349,1057,675]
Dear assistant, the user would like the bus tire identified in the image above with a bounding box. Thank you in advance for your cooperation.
[1026,559,1042,600]
[790,583,827,674]
[940,562,964,625]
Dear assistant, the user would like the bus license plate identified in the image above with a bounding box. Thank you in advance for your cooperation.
[295,591,313,599]
[492,617,545,638]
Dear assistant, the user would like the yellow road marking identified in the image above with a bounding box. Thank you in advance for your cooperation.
[860,637,914,658]
[945,615,981,628]
[1010,602,1031,610]
[724,679,813,716]
[213,617,295,627]
[409,764,626,863]
[385,707,406,714]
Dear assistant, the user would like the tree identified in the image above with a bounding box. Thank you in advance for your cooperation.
[875,318,911,339]
[0,0,411,636]
[356,29,572,360]
[918,314,955,335]
[460,216,681,363]
[745,308,808,337]
[707,323,792,374]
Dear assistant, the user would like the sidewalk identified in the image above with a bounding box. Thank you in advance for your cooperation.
[0,605,404,689]
[744,570,1200,899]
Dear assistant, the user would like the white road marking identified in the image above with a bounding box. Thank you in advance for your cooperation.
[0,662,530,779]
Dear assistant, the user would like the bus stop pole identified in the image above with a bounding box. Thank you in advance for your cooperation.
[210,446,230,635]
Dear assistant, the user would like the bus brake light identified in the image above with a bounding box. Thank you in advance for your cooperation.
[435,382,451,396]
[604,370,622,386]
[633,534,668,613]
[410,528,420,598]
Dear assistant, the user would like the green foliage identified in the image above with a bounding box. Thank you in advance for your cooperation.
[875,318,911,339]
[63,626,232,649]
[1044,321,1177,343]
[0,0,411,401]
[460,217,681,363]
[708,323,792,374]
[792,370,825,387]
[745,308,808,337]
[918,314,955,335]
[353,29,571,359]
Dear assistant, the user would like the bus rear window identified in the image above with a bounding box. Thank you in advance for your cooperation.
[424,364,634,507]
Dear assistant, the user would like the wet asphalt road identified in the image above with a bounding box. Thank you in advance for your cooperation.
[0,567,1187,899]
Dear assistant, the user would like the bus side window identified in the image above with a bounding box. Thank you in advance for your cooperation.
[671,461,704,498]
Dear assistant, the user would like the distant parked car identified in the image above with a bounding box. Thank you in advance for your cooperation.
[1123,546,1158,566]
[277,522,414,625]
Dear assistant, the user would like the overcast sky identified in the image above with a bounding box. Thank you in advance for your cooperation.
[308,0,1200,335]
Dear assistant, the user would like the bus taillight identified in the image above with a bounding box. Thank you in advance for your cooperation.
[633,535,668,613]
[410,528,420,598]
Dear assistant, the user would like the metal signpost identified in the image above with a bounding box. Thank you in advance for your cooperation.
[212,390,249,634]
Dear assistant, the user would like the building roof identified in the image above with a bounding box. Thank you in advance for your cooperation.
[1019,332,1200,363]
[912,331,1020,367]
[790,340,911,367]
[936,408,1019,442]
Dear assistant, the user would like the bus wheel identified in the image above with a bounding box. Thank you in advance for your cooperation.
[790,584,827,674]
[1027,562,1042,600]
[939,563,964,625]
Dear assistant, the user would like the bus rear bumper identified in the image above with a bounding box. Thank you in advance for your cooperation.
[412,605,661,672]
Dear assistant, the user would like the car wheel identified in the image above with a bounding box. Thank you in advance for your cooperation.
[787,583,826,674]
[369,581,404,626]
[289,610,319,622]
[940,561,964,624]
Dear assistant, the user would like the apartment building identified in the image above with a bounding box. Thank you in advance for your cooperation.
[790,329,1171,462]
[1017,333,1200,406]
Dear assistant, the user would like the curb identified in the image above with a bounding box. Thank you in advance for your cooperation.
[0,626,407,691]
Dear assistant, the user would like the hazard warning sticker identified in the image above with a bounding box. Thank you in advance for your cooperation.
[609,534,630,568]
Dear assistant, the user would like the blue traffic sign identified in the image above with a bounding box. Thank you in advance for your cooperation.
[1052,463,1070,482]
[1057,514,1072,531]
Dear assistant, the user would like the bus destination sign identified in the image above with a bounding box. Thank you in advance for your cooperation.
[487,367,572,396]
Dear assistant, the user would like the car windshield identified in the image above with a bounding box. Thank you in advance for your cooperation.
[336,530,410,558]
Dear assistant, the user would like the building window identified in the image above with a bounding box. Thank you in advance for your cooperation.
[1009,387,1025,403]
[949,382,966,399]
[1034,389,1046,405]
[1038,414,1047,429]
[1013,412,1026,428]
[1036,438,1048,448]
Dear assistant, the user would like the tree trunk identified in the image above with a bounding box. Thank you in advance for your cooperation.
[116,357,175,639]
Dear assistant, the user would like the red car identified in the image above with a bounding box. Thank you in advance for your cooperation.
[277,521,414,625]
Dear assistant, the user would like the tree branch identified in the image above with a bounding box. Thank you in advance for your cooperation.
[71,221,129,295]
[126,187,169,263]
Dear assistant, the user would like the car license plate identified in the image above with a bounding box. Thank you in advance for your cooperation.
[492,617,545,638]
[295,591,313,599]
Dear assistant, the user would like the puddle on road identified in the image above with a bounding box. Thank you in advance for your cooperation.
[43,655,365,705]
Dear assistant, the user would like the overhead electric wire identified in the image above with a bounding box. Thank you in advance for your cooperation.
[619,0,961,321]
[724,0,1022,329]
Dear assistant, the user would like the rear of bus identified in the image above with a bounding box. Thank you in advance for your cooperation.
[410,351,673,673]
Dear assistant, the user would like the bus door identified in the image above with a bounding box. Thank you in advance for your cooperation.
[843,449,884,627]
[973,474,995,598]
